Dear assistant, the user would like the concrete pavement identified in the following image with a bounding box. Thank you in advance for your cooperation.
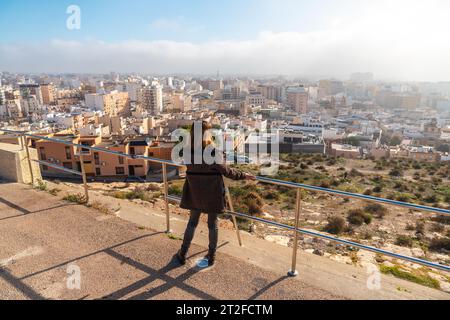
[0,182,342,300]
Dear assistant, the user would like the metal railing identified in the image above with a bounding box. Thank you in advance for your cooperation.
[1,128,450,276]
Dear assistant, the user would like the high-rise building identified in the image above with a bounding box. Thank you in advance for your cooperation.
[125,82,142,102]
[0,87,5,105]
[19,83,43,105]
[85,93,105,110]
[138,85,163,115]
[20,96,41,117]
[245,92,267,107]
[166,77,173,88]
[318,80,344,98]
[103,91,131,116]
[222,85,241,100]
[170,92,192,112]
[81,84,97,94]
[85,91,130,116]
[286,86,309,114]
[375,91,421,109]
[257,85,282,102]
[40,83,56,105]
[206,80,223,91]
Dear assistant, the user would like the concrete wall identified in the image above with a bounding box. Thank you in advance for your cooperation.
[0,142,42,184]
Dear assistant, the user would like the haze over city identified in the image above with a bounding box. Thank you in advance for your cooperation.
[1,0,450,81]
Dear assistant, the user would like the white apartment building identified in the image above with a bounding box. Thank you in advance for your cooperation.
[0,104,7,119]
[0,87,5,105]
[20,96,43,116]
[245,93,267,108]
[125,82,142,102]
[85,93,105,110]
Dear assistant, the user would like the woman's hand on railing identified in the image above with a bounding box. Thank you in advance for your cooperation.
[244,173,257,181]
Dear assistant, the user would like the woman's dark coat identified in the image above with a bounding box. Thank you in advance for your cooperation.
[180,163,247,214]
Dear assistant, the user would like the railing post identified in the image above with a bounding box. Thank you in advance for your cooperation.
[23,134,35,186]
[288,188,302,277]
[162,163,171,233]
[19,133,24,150]
[79,154,89,204]
[225,184,243,247]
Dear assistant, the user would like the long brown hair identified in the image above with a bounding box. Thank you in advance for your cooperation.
[190,121,212,153]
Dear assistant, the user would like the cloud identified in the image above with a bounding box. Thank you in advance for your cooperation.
[150,16,204,34]
[1,0,450,81]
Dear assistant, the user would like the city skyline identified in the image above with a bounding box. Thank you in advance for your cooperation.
[1,0,450,81]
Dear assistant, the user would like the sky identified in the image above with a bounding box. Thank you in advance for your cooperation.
[1,0,450,81]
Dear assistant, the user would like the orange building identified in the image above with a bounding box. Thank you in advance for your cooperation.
[103,91,131,117]
[40,83,56,105]
[34,134,175,179]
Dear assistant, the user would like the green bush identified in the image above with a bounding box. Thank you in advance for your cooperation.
[415,221,425,235]
[36,179,48,191]
[372,186,383,193]
[395,235,414,247]
[430,223,445,233]
[396,194,411,202]
[319,181,331,188]
[48,188,61,196]
[63,193,87,204]
[389,168,403,177]
[230,186,265,217]
[168,184,183,196]
[349,168,363,177]
[347,209,372,226]
[364,203,387,219]
[428,238,450,252]
[324,216,346,235]
[445,195,450,205]
[380,265,440,289]
[263,189,280,201]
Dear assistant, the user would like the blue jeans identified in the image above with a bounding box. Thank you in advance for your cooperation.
[180,210,219,256]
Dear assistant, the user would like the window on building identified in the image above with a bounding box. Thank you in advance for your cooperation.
[63,162,73,170]
[95,168,101,176]
[94,152,100,165]
[81,142,90,154]
[65,146,72,160]
[130,147,135,155]
[118,156,124,164]
[115,167,125,175]
[39,147,46,160]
